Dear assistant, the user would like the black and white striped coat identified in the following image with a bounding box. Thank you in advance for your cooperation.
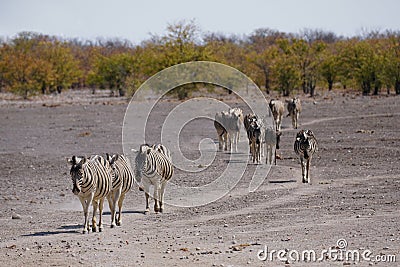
[247,119,265,164]
[68,155,112,233]
[106,153,134,227]
[135,144,174,213]
[294,130,318,183]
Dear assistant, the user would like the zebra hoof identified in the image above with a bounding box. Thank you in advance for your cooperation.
[82,229,87,234]
[116,221,121,226]
[111,224,116,228]
[92,227,97,232]
[99,227,103,232]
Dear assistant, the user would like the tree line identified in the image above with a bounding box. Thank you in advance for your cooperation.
[1,21,400,99]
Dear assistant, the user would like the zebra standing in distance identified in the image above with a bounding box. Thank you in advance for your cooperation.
[67,155,112,233]
[244,113,258,155]
[247,118,265,164]
[214,108,243,153]
[294,130,318,183]
[265,127,281,165]
[134,144,174,214]
[269,99,285,131]
[106,153,134,227]
[214,111,229,151]
[286,98,302,129]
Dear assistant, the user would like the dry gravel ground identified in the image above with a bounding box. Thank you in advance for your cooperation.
[0,90,399,267]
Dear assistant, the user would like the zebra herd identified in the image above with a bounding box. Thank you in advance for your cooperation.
[214,97,318,181]
[67,144,173,234]
[66,97,317,234]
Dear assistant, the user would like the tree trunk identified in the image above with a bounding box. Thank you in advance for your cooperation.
[263,68,270,94]
[362,81,371,95]
[373,85,379,95]
[328,78,333,91]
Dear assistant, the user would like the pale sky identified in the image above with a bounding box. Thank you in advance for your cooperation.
[1,0,399,44]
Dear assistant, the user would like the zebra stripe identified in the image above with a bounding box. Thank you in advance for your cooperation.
[68,155,112,233]
[135,144,173,213]
[294,130,318,183]
[106,153,134,227]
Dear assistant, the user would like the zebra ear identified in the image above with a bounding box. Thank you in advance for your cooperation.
[67,157,74,165]
[80,157,87,165]
[110,154,118,165]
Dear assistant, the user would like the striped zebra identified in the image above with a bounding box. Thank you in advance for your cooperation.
[106,153,134,227]
[67,155,112,233]
[135,144,174,213]
[247,119,265,164]
[244,113,258,154]
[286,98,302,129]
[294,130,318,183]
[214,111,229,151]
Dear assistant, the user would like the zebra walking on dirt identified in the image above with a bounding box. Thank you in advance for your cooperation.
[135,144,174,213]
[67,155,112,233]
[294,130,318,183]
[286,98,302,129]
[106,153,134,227]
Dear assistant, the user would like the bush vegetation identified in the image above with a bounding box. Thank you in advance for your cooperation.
[1,21,399,99]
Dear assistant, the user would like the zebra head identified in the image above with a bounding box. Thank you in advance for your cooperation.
[68,156,87,195]
[134,144,152,183]
[296,129,314,144]
[106,153,119,169]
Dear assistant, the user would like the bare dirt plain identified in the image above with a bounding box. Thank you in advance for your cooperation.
[0,89,399,267]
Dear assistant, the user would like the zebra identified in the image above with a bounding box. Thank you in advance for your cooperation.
[214,108,243,152]
[286,98,302,129]
[294,129,318,183]
[105,153,134,227]
[269,99,285,131]
[265,127,281,165]
[134,144,174,213]
[244,113,258,154]
[247,119,265,164]
[214,111,229,151]
[67,155,112,233]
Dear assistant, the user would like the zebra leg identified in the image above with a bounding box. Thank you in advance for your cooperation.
[108,189,120,228]
[306,158,311,184]
[301,158,307,183]
[98,198,105,232]
[235,132,239,152]
[79,197,91,234]
[116,193,126,226]
[159,182,167,213]
[92,199,98,232]
[154,182,161,213]
[143,182,151,214]
[218,134,223,151]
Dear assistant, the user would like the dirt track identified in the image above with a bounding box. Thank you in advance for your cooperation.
[0,90,399,266]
